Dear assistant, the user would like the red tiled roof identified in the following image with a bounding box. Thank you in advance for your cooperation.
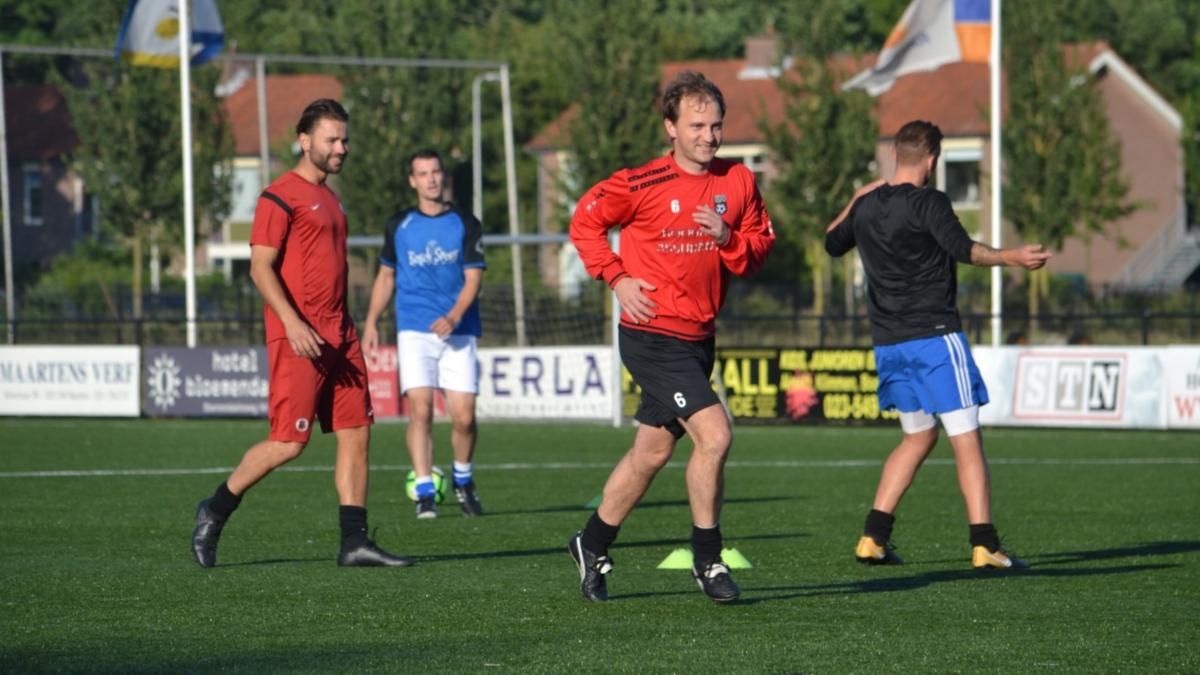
[876,61,992,137]
[4,74,343,160]
[3,85,78,160]
[223,74,342,155]
[527,42,1124,151]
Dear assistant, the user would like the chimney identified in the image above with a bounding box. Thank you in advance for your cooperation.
[744,33,779,70]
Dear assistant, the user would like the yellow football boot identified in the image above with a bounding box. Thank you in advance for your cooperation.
[855,535,904,565]
[972,546,1029,570]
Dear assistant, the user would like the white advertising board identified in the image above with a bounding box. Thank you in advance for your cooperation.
[974,346,1167,429]
[476,346,613,420]
[1164,346,1200,429]
[0,346,141,417]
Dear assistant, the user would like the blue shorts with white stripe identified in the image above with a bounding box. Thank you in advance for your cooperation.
[874,331,989,415]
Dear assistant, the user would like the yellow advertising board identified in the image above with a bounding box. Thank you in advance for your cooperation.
[621,347,898,425]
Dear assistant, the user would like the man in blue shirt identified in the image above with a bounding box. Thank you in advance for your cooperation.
[363,148,486,518]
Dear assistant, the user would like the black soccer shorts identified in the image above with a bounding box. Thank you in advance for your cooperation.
[619,325,720,439]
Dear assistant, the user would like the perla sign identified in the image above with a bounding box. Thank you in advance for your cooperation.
[476,346,611,419]
[144,347,268,417]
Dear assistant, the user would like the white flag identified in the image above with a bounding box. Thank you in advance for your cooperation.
[844,0,991,96]
[115,0,225,67]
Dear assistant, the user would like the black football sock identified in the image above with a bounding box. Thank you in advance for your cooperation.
[969,523,1000,552]
[208,481,242,521]
[581,511,620,556]
[864,509,895,546]
[339,506,369,550]
[691,524,723,568]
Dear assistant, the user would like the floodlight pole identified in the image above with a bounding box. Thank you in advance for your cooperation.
[255,56,270,193]
[499,64,527,346]
[0,50,13,344]
[471,71,500,222]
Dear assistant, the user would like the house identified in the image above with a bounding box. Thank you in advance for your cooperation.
[206,71,343,278]
[0,73,343,284]
[526,38,1195,292]
[1,84,96,271]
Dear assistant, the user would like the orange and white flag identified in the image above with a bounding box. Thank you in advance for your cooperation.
[844,0,991,95]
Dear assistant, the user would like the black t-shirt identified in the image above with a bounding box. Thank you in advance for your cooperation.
[825,183,975,345]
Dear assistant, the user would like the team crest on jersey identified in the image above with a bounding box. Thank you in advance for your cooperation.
[714,194,728,215]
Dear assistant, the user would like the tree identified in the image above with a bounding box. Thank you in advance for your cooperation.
[1058,0,1200,227]
[326,1,484,235]
[762,0,877,314]
[1002,0,1139,328]
[60,61,233,318]
[558,0,664,197]
[242,1,487,236]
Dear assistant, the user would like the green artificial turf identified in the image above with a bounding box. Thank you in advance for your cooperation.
[0,419,1197,673]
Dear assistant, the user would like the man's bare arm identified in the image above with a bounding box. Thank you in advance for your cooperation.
[969,242,1052,270]
[430,268,484,339]
[827,179,886,233]
[249,244,325,358]
[362,266,396,353]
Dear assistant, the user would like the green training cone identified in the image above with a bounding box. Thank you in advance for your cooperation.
[656,548,694,569]
[720,547,753,569]
[583,494,602,509]
[655,547,754,570]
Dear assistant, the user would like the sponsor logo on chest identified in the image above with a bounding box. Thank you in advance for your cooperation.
[409,240,460,267]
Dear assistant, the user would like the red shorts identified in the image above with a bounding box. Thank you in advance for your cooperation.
[267,337,374,443]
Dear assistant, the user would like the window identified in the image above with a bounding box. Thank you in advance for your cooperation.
[937,147,982,208]
[943,159,980,206]
[726,153,769,181]
[23,163,43,226]
[227,164,262,226]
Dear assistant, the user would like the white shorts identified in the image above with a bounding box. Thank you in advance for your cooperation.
[898,405,980,437]
[397,330,479,394]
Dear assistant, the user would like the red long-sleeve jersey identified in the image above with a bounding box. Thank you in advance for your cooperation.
[570,153,775,340]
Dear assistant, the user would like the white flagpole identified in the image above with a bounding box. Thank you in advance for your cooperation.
[0,50,14,344]
[179,0,198,348]
[989,0,1003,347]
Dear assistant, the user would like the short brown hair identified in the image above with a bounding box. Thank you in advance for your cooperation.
[296,98,348,136]
[408,148,442,174]
[894,120,943,165]
[661,71,725,122]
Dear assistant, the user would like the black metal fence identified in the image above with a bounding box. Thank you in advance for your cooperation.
[4,278,1198,347]
[5,308,1198,348]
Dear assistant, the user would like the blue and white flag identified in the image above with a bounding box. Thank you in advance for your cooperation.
[115,0,225,67]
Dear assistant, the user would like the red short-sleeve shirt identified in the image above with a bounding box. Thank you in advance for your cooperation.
[250,171,355,344]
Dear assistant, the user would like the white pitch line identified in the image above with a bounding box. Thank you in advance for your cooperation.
[0,457,1196,479]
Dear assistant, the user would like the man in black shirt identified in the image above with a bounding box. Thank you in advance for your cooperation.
[826,119,1050,570]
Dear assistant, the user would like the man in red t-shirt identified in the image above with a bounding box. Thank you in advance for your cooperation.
[567,72,775,603]
[191,99,410,569]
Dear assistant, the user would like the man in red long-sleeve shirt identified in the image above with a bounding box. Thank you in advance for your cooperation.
[567,71,775,603]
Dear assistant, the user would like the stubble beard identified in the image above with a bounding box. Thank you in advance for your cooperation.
[312,150,345,175]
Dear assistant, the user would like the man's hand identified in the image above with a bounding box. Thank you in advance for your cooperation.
[827,179,885,234]
[430,315,458,339]
[1007,244,1052,270]
[284,318,325,359]
[362,322,380,356]
[613,276,657,324]
[693,205,730,246]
